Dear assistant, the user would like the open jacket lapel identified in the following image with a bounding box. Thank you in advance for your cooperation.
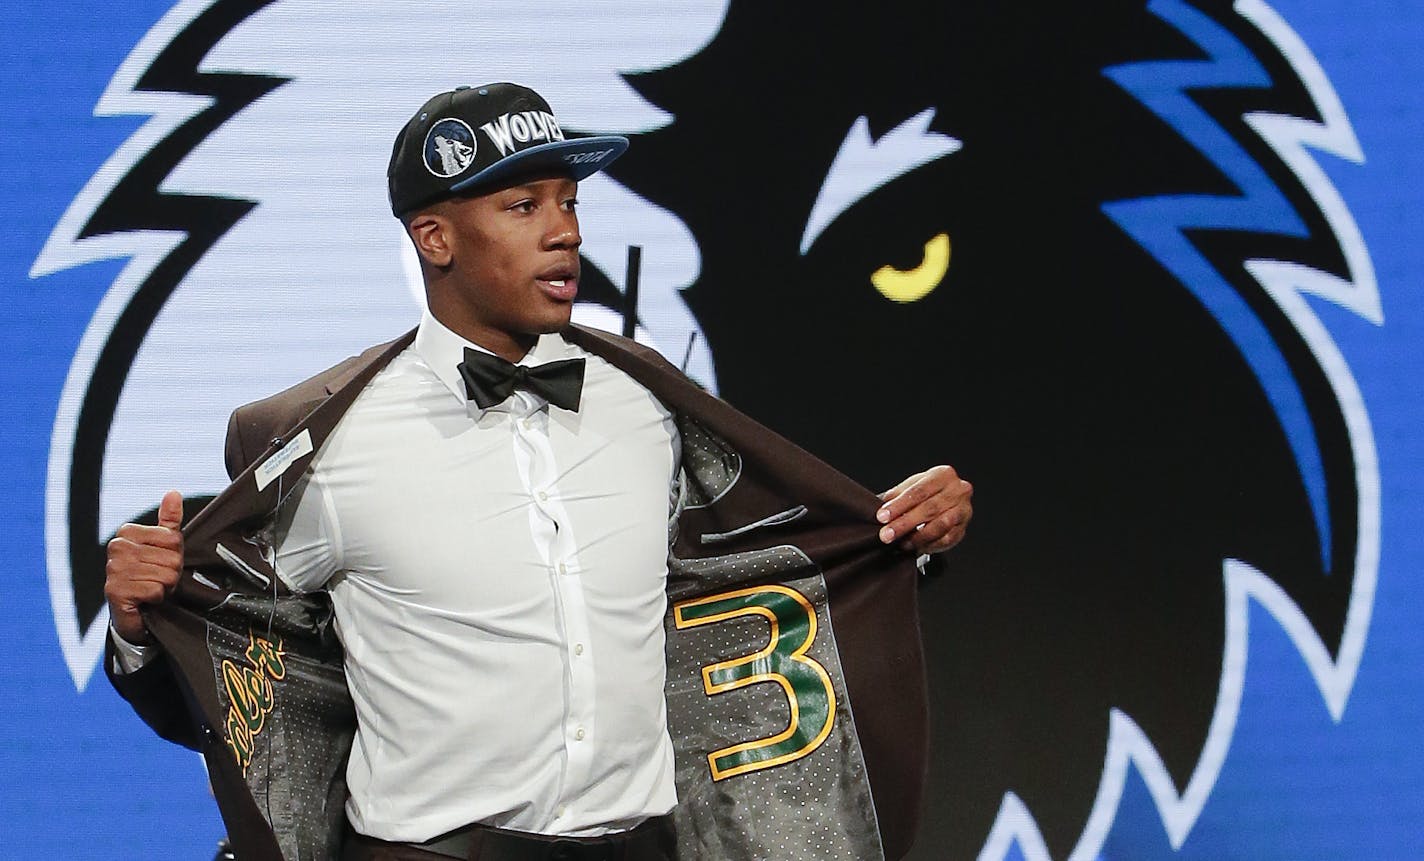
[566,326,928,860]
[144,332,415,861]
[179,333,417,587]
[134,325,927,861]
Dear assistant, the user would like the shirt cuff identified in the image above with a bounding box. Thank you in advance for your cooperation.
[109,623,159,675]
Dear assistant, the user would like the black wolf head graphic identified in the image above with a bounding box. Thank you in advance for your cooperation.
[601,0,1376,856]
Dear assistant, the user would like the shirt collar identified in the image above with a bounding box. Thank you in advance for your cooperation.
[414,309,577,408]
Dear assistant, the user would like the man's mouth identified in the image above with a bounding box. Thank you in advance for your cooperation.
[537,265,580,301]
[537,276,578,302]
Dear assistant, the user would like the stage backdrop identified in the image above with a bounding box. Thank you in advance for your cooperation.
[2,1,1421,858]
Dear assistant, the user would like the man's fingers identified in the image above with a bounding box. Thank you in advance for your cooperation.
[157,489,184,530]
[877,471,924,503]
[893,508,956,548]
[905,509,969,553]
[113,522,183,551]
[876,465,959,522]
[108,534,183,570]
[110,541,184,576]
[877,469,968,543]
[880,494,951,543]
[105,556,182,591]
[885,475,969,533]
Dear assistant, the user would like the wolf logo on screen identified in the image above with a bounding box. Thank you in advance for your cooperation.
[35,1,1379,858]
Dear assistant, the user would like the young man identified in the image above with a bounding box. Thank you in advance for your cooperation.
[105,83,973,861]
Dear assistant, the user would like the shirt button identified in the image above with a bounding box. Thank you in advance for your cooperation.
[537,490,548,502]
[557,562,567,575]
[556,805,567,818]
[574,643,584,656]
[575,728,586,741]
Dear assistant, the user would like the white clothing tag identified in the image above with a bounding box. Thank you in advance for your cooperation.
[254,428,313,492]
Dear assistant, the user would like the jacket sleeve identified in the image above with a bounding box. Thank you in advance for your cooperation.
[104,640,201,751]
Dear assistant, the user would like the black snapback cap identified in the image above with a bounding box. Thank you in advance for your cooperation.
[387,82,629,217]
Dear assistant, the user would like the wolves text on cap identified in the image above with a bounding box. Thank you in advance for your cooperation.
[480,110,565,157]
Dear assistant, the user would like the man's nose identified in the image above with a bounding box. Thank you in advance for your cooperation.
[545,212,581,250]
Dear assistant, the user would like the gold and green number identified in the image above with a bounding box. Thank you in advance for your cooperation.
[673,584,837,780]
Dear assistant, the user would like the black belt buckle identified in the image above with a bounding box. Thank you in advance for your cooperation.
[544,838,610,861]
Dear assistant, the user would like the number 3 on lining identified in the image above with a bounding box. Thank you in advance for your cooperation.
[673,585,837,780]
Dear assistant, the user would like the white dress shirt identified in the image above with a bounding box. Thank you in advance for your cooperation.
[265,311,681,841]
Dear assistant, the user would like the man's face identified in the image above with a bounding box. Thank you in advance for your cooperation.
[421,174,583,353]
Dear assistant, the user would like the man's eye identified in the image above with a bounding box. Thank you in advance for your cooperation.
[563,198,579,211]
[509,200,536,213]
[871,233,951,303]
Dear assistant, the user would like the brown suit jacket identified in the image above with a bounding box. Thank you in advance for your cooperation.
[108,325,929,861]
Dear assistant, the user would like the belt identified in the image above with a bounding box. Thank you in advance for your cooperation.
[411,816,674,861]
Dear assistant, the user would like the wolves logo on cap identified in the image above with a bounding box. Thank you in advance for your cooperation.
[424,118,477,177]
[32,1,1379,859]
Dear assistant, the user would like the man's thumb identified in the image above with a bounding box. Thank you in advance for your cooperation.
[157,489,184,530]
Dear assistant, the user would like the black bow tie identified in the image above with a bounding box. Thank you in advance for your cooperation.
[457,348,586,412]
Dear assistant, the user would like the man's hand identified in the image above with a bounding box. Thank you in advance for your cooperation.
[876,465,974,554]
[105,490,184,645]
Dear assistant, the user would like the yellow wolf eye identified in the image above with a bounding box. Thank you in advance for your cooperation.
[871,233,950,303]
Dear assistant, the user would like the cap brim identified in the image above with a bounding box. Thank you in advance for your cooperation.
[449,135,629,195]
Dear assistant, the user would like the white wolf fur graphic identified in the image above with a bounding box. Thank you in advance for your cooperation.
[431,134,473,175]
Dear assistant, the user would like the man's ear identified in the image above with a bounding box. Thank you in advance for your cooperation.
[407,212,453,268]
